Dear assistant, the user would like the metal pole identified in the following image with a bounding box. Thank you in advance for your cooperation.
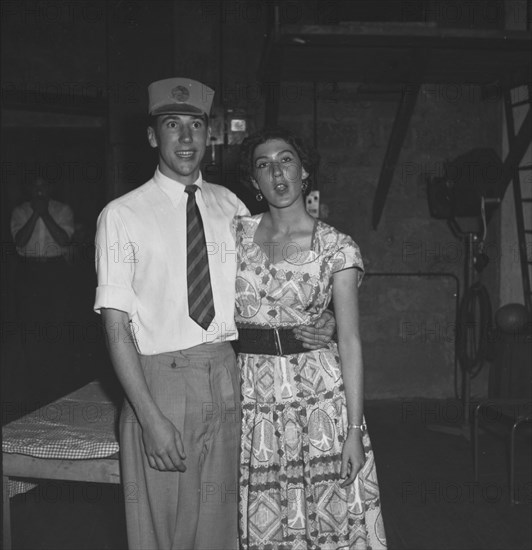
[462,232,476,424]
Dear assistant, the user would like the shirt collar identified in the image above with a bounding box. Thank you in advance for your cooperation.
[153,167,205,208]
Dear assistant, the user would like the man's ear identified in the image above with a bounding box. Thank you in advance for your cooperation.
[147,126,158,149]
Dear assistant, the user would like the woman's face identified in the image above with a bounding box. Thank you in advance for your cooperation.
[252,138,308,209]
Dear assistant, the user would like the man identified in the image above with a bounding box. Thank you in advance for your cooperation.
[11,176,74,258]
[94,78,332,550]
[11,176,74,404]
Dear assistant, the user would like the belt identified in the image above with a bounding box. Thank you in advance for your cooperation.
[238,326,319,356]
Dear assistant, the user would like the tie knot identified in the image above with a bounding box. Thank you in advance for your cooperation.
[185,184,198,195]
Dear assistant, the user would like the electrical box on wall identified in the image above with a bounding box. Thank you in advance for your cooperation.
[208,106,252,146]
[226,108,250,144]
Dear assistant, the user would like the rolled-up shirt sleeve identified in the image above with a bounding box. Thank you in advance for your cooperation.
[94,206,136,317]
[56,203,75,238]
[236,197,250,217]
[10,205,27,240]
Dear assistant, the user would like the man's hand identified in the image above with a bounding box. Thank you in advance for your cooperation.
[141,414,187,472]
[31,196,49,216]
[293,309,336,349]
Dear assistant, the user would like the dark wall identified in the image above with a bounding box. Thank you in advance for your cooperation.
[275,81,501,397]
[106,1,174,198]
[1,0,107,242]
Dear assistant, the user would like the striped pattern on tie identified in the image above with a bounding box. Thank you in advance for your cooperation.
[185,185,215,330]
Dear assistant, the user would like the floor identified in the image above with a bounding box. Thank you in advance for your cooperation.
[6,397,532,550]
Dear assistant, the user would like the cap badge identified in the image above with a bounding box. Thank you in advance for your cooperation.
[171,85,190,102]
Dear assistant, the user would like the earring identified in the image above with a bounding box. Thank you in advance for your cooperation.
[255,191,263,201]
[301,180,309,194]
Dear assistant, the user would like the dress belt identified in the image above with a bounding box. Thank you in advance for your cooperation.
[237,326,324,356]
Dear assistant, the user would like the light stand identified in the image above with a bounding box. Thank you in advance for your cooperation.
[427,197,499,440]
[427,223,478,440]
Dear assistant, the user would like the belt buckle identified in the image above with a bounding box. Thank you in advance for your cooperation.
[273,327,283,356]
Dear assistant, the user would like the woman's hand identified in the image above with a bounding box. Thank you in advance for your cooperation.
[340,431,365,488]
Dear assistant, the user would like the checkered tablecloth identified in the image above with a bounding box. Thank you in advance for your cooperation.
[2,380,120,497]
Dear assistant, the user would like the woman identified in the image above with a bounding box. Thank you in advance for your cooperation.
[235,128,387,549]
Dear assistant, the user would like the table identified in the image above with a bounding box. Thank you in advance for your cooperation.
[2,380,121,550]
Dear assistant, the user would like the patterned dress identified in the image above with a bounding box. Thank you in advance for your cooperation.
[235,214,387,550]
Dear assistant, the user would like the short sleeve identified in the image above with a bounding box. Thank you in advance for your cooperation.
[236,197,250,217]
[55,203,75,238]
[93,206,136,317]
[331,235,365,285]
[10,205,27,240]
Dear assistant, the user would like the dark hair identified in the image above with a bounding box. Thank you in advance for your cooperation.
[239,127,319,193]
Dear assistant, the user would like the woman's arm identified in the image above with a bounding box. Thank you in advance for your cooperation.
[332,267,365,487]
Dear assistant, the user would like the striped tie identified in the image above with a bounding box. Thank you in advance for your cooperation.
[185,185,215,330]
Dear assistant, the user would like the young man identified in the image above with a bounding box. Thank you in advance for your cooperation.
[94,78,332,550]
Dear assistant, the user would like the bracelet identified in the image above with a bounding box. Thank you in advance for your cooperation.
[347,422,367,432]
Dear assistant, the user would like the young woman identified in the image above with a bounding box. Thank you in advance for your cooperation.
[235,128,387,549]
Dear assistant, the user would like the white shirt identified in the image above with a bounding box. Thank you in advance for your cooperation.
[11,200,75,258]
[94,168,249,355]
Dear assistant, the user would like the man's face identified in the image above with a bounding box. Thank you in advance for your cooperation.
[30,177,51,200]
[147,114,209,185]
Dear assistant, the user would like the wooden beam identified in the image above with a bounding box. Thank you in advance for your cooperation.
[501,106,532,194]
[259,25,532,86]
[263,80,281,128]
[3,453,120,484]
[372,83,421,229]
[1,89,107,116]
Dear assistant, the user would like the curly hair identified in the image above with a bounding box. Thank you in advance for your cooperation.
[239,127,319,194]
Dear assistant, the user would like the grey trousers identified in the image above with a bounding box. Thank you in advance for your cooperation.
[120,343,240,550]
